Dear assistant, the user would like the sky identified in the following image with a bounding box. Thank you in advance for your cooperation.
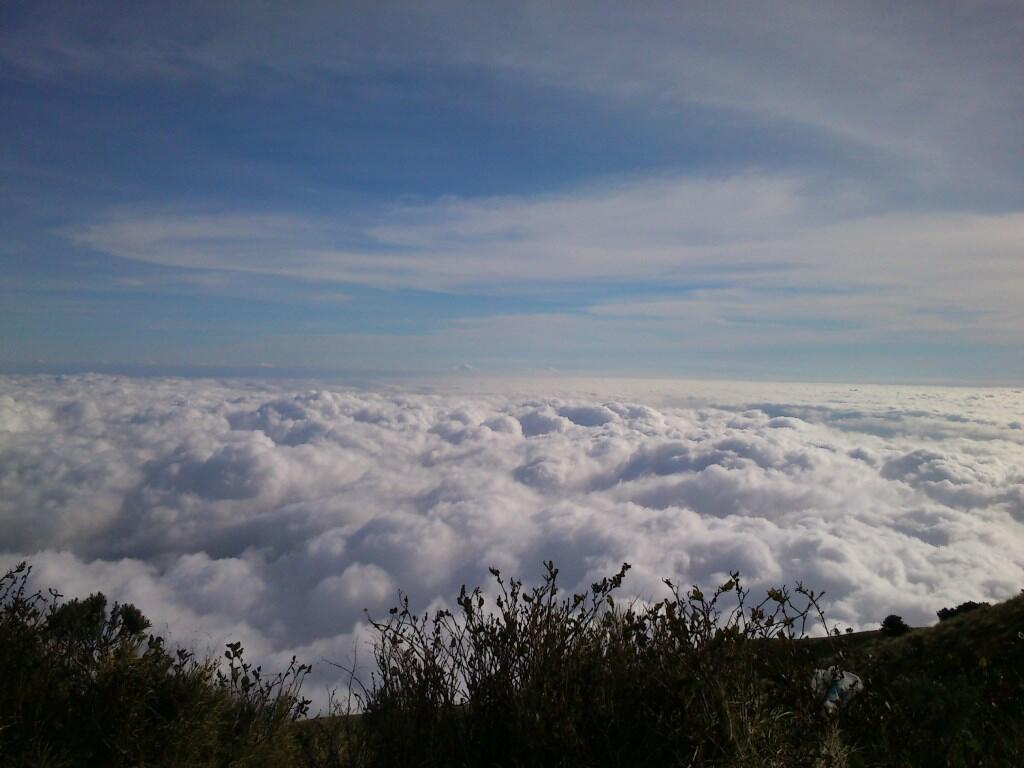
[3,4,1024,713]
[2,1,1023,382]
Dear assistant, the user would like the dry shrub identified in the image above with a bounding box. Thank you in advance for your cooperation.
[361,562,839,767]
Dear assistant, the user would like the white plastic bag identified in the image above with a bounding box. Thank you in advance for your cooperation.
[812,667,863,714]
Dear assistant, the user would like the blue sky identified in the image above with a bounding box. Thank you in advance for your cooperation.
[2,1,1023,382]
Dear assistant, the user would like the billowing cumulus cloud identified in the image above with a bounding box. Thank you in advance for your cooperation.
[2,374,1023,707]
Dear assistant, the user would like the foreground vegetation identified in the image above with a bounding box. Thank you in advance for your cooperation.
[1,561,1021,767]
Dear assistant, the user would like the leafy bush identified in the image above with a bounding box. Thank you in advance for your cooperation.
[0,561,311,767]
[936,600,989,622]
[4,558,1022,767]
[879,614,910,637]
[360,562,842,767]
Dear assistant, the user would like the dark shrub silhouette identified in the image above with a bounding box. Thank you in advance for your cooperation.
[937,600,989,622]
[0,562,311,767]
[3,559,1023,767]
[360,562,843,767]
[880,614,911,637]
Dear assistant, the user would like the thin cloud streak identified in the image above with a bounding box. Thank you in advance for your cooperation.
[5,2,1023,183]
[72,175,1024,346]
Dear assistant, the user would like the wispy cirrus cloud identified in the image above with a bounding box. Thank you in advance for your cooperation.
[73,174,1024,347]
[5,1,1023,183]
[5,1,1024,379]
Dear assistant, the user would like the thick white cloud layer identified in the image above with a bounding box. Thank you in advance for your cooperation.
[2,374,1023,707]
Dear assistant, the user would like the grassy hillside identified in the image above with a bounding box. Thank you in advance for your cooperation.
[826,594,1024,766]
[1,560,1021,767]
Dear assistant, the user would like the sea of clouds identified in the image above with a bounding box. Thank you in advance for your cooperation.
[2,374,1022,707]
